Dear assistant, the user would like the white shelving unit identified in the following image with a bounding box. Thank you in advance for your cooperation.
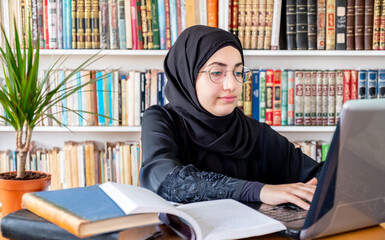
[2,50,383,150]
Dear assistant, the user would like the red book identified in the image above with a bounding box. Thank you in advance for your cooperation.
[44,0,50,49]
[350,70,358,99]
[131,0,138,49]
[343,70,351,103]
[207,0,219,27]
[90,70,99,126]
[273,70,282,126]
[265,69,274,126]
[176,0,182,35]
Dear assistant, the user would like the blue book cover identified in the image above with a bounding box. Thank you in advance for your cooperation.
[96,71,105,126]
[158,0,166,50]
[76,72,84,126]
[107,72,114,126]
[117,0,126,49]
[169,0,178,45]
[157,72,164,105]
[366,70,378,99]
[378,69,385,98]
[358,70,367,99]
[251,69,260,121]
[59,70,68,126]
[62,0,72,49]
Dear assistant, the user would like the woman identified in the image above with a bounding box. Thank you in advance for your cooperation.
[139,25,322,210]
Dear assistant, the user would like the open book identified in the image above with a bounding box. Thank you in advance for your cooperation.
[22,182,286,239]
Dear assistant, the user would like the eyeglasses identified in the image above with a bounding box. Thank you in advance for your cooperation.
[199,66,251,84]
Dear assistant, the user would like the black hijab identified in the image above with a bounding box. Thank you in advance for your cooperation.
[164,25,259,159]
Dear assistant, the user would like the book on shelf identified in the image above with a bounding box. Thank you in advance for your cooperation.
[327,71,336,126]
[379,69,385,98]
[326,0,336,49]
[317,0,326,49]
[308,0,317,49]
[335,0,347,50]
[354,0,365,50]
[358,70,367,99]
[364,0,374,50]
[273,70,282,126]
[21,182,286,239]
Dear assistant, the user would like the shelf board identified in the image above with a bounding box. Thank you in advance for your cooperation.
[0,126,335,133]
[39,49,385,57]
[0,126,141,132]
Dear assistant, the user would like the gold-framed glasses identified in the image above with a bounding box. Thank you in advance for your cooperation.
[199,66,251,84]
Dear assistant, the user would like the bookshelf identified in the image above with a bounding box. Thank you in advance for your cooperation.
[2,49,385,150]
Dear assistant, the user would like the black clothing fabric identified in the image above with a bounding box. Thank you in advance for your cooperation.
[139,105,323,203]
[163,25,259,159]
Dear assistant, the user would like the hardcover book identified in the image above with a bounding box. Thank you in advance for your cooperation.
[366,70,378,99]
[272,70,282,126]
[335,0,347,50]
[287,70,295,125]
[281,70,288,126]
[307,0,317,49]
[252,69,260,121]
[21,183,286,239]
[303,71,312,126]
[317,0,326,49]
[372,0,381,49]
[354,0,365,50]
[286,0,297,49]
[296,0,308,49]
[326,0,336,49]
[358,70,367,99]
[346,0,355,49]
[265,69,274,125]
[327,71,336,126]
[364,0,374,50]
[294,70,304,126]
[378,69,385,98]
[259,69,267,122]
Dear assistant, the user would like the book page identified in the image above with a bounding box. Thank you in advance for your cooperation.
[177,199,286,240]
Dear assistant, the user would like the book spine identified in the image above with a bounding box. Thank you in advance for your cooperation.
[264,0,274,49]
[358,70,367,99]
[327,71,336,126]
[273,70,282,126]
[380,0,385,49]
[296,0,308,49]
[96,71,106,126]
[364,0,374,49]
[124,0,132,49]
[307,0,317,49]
[355,0,365,50]
[259,70,266,123]
[151,0,160,49]
[286,0,297,49]
[346,0,355,49]
[335,70,344,123]
[118,0,127,49]
[252,70,260,121]
[326,0,336,49]
[146,0,154,49]
[76,0,85,49]
[207,0,219,27]
[257,0,266,49]
[343,69,351,103]
[84,0,92,49]
[294,70,304,126]
[372,0,381,49]
[158,0,166,50]
[136,0,144,49]
[232,0,240,36]
[265,69,274,125]
[62,0,71,49]
[366,70,378,99]
[238,0,246,47]
[321,71,328,126]
[37,0,45,48]
[91,0,100,49]
[109,0,119,49]
[251,0,259,49]
[304,71,312,126]
[100,0,109,49]
[164,0,172,49]
[71,0,77,48]
[378,69,385,98]
[244,71,253,118]
[270,0,282,50]
[316,71,323,125]
[311,71,317,125]
[44,0,50,49]
[317,0,326,49]
[350,69,358,99]
[243,0,253,49]
[288,70,295,125]
[31,0,39,46]
[48,0,59,49]
[281,70,288,126]
[335,0,347,50]
[140,0,148,49]
[169,0,178,46]
[130,0,138,49]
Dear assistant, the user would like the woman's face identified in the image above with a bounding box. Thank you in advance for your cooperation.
[195,46,243,117]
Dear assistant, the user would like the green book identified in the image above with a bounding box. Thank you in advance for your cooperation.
[259,70,266,123]
[151,0,160,49]
[321,142,330,162]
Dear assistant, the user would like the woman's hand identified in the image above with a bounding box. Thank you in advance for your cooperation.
[259,178,318,210]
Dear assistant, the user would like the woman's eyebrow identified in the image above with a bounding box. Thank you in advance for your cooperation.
[205,62,243,68]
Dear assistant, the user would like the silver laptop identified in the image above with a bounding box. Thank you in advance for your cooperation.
[248,98,385,239]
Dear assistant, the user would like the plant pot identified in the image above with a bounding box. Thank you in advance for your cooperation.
[0,171,51,218]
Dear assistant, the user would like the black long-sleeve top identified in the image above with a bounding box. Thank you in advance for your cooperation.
[139,105,323,203]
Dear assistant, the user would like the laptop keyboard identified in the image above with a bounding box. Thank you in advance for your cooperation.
[259,203,308,223]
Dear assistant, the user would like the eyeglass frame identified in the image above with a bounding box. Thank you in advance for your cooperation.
[199,66,251,84]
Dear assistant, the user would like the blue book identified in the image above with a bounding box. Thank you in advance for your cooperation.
[117,0,126,49]
[62,0,72,49]
[76,72,84,126]
[96,71,105,126]
[157,72,164,105]
[158,0,166,50]
[107,72,114,126]
[378,69,385,98]
[59,70,68,126]
[251,69,260,121]
[358,70,367,99]
[366,70,378,99]
[169,0,178,45]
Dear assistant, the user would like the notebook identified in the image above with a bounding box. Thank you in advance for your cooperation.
[249,98,385,239]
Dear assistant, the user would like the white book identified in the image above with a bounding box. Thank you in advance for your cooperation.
[199,0,207,25]
[335,70,344,123]
[321,71,329,125]
[270,0,282,49]
[134,71,141,126]
[218,0,229,31]
[327,71,336,126]
[294,71,304,126]
[124,0,132,49]
[128,71,136,126]
[180,0,186,31]
[113,71,120,126]
[47,0,58,49]
[303,71,312,126]
[316,71,323,125]
[77,144,85,187]
[311,71,317,125]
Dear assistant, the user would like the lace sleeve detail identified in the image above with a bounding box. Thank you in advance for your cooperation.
[156,164,247,203]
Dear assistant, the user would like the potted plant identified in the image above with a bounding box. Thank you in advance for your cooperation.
[0,21,100,217]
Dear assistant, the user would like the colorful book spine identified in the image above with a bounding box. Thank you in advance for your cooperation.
[130,0,138,49]
[335,70,344,123]
[244,71,253,118]
[146,0,154,49]
[96,71,106,126]
[158,0,166,50]
[232,0,240,36]
[358,70,367,99]
[62,0,72,49]
[364,0,374,50]
[288,70,295,125]
[151,0,160,49]
[308,0,317,49]
[108,72,114,125]
[326,0,336,50]
[169,0,178,46]
[59,70,68,126]
[378,69,385,98]
[264,0,274,49]
[317,0,326,49]
[100,0,109,49]
[286,0,296,49]
[343,69,351,103]
[250,0,259,49]
[109,0,119,49]
[252,70,260,121]
[207,0,219,27]
[273,70,282,126]
[372,0,381,49]
[265,69,274,125]
[257,0,266,49]
[303,71,312,126]
[379,0,385,49]
[350,69,358,99]
[76,72,84,126]
[140,0,149,49]
[316,71,323,125]
[118,0,127,49]
[259,70,267,123]
[321,71,328,125]
[47,0,58,49]
[281,70,288,126]
[84,0,92,49]
[37,0,45,48]
[76,0,85,49]
[164,0,172,49]
[311,71,317,125]
[91,0,100,49]
[327,71,336,126]
[366,70,378,99]
[354,0,365,50]
[136,0,144,49]
[71,0,77,48]
[295,71,305,126]
[44,0,50,49]
[335,0,347,50]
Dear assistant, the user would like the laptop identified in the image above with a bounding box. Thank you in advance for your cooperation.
[246,98,385,239]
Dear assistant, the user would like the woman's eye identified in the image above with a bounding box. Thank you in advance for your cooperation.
[211,71,223,76]
[234,71,243,77]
